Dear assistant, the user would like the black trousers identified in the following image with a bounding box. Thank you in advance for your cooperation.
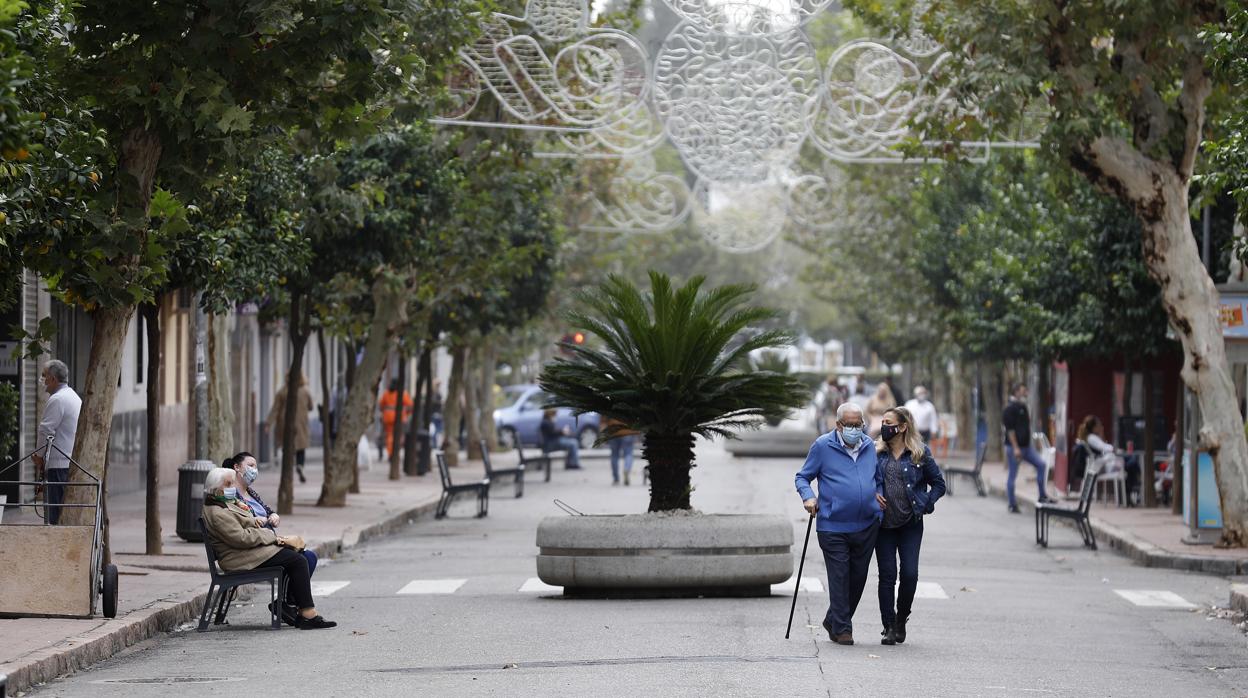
[876,517,924,629]
[261,547,315,609]
[818,521,880,635]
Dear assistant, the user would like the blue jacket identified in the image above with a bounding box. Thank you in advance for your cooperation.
[795,431,883,533]
[876,445,947,520]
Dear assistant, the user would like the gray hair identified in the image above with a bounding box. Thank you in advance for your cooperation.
[45,359,69,384]
[203,467,236,496]
[913,385,928,397]
[836,402,865,422]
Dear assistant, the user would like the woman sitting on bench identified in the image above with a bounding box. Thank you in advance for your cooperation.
[224,452,318,579]
[202,468,337,630]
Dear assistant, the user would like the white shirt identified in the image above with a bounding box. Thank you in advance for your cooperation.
[37,384,82,469]
[904,398,939,435]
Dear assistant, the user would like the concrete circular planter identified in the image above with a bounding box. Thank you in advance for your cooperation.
[536,514,793,597]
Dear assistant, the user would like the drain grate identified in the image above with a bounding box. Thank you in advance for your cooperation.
[92,677,241,685]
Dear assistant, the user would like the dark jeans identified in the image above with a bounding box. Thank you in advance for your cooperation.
[1005,444,1048,507]
[876,518,924,629]
[1122,454,1141,503]
[545,436,581,468]
[817,521,880,636]
[45,468,69,525]
[262,547,315,609]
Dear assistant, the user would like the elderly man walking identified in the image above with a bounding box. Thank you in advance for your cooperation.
[795,402,884,645]
[32,360,82,525]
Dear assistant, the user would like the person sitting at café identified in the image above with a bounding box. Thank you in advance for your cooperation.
[201,467,336,629]
[540,408,582,470]
[1077,415,1141,506]
[224,452,317,578]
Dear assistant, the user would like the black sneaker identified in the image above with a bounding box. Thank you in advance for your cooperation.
[1038,496,1058,504]
[1008,505,1021,514]
[295,614,337,630]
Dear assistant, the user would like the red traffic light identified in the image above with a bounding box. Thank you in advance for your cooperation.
[573,332,585,344]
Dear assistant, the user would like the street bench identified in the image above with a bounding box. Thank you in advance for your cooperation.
[480,440,523,498]
[516,443,553,482]
[944,442,987,497]
[1035,465,1101,549]
[436,452,490,519]
[197,518,286,631]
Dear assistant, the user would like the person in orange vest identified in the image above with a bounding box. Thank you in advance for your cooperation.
[378,379,413,457]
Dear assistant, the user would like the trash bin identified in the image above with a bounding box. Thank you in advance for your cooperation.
[176,459,216,542]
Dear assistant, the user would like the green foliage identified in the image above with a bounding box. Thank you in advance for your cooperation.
[0,380,16,459]
[539,272,810,440]
[751,351,791,374]
[1203,1,1248,230]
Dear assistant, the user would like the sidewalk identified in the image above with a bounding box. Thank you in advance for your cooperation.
[940,451,1248,576]
[0,447,471,695]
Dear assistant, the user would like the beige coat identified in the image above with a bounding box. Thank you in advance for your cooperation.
[266,384,314,451]
[202,499,280,571]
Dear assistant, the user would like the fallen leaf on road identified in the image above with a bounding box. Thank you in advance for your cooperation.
[960,587,977,593]
[352,630,368,635]
[503,663,518,669]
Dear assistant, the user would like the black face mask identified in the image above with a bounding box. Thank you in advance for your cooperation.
[881,423,901,441]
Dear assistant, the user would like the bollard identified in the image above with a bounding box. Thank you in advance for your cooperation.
[175,459,216,541]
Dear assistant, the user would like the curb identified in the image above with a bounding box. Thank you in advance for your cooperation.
[976,477,1248,576]
[4,496,440,696]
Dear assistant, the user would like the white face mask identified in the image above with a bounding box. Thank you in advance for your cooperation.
[222,487,238,501]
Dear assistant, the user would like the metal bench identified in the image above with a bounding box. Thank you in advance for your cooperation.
[516,443,553,482]
[197,518,286,631]
[480,440,523,498]
[944,441,987,496]
[1035,466,1101,549]
[436,452,490,519]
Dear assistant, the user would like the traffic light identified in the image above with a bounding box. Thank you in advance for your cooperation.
[558,331,586,355]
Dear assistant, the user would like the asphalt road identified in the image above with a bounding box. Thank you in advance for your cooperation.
[27,442,1248,697]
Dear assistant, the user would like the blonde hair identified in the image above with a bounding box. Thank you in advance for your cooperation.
[876,406,926,458]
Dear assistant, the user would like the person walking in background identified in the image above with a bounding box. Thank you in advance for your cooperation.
[866,382,896,437]
[795,402,885,646]
[605,417,638,485]
[540,408,581,470]
[430,380,444,445]
[1003,383,1054,513]
[33,360,81,525]
[874,407,945,646]
[904,386,940,443]
[378,379,413,463]
[266,373,314,484]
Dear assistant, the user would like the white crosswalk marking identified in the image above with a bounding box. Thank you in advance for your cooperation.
[309,581,351,597]
[397,579,468,595]
[913,581,948,599]
[771,576,824,594]
[518,578,562,593]
[1114,589,1197,608]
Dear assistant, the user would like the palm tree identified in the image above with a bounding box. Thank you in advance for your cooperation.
[539,272,809,512]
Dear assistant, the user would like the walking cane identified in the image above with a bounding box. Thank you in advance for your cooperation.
[785,512,815,639]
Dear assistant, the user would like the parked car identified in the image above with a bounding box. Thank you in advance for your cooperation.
[493,384,600,450]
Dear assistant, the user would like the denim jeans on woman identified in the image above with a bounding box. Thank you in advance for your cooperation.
[876,517,923,629]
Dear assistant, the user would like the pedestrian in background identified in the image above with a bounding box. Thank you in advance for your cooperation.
[540,408,581,470]
[605,417,637,485]
[904,385,940,442]
[266,373,314,484]
[1002,383,1054,513]
[874,407,945,646]
[795,402,885,646]
[378,379,413,462]
[33,359,81,525]
[866,382,896,437]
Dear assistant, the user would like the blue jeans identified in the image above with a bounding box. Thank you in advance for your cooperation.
[608,436,635,482]
[1005,444,1048,508]
[876,518,923,629]
[545,436,581,468]
[817,521,880,636]
[45,467,69,525]
[302,549,318,578]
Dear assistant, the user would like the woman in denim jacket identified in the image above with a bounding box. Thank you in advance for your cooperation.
[875,406,946,646]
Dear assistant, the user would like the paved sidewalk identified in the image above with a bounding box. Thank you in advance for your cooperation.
[940,450,1248,576]
[0,447,484,695]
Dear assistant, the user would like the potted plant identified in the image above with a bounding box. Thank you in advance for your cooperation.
[534,272,810,596]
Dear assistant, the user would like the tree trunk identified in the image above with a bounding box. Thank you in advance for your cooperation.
[1036,361,1051,438]
[320,279,405,506]
[983,363,1004,463]
[404,342,429,476]
[207,313,234,464]
[317,329,333,461]
[642,432,696,511]
[1080,121,1248,545]
[62,305,134,526]
[478,338,499,453]
[442,344,466,467]
[464,345,483,462]
[141,302,162,555]
[1142,368,1157,508]
[953,358,974,453]
[345,339,358,391]
[418,344,435,475]
[278,293,310,516]
[389,352,407,480]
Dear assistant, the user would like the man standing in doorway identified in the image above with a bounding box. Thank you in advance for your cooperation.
[1003,383,1054,513]
[32,360,82,525]
[795,402,885,646]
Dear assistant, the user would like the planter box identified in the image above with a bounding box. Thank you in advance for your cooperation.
[536,514,793,597]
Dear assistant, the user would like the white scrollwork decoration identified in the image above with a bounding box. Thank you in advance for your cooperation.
[581,157,693,233]
[693,178,786,253]
[660,0,833,37]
